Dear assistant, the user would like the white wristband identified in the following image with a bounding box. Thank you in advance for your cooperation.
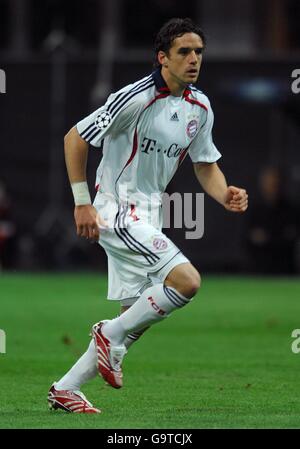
[71,181,92,206]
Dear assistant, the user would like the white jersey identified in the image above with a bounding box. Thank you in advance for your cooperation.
[76,69,221,226]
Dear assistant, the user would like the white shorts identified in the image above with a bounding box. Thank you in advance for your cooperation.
[98,203,189,301]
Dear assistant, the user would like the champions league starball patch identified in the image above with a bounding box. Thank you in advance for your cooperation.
[95,111,111,130]
[186,119,198,138]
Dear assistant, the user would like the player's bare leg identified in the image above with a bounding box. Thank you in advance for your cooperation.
[120,264,200,349]
[118,261,201,350]
[164,263,201,298]
[54,263,200,393]
[94,263,200,387]
[101,262,200,349]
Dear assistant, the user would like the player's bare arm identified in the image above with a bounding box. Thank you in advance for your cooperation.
[64,126,106,240]
[193,162,248,213]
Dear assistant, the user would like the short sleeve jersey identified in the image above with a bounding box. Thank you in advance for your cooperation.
[76,69,221,207]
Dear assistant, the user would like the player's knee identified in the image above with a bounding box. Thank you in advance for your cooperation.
[182,271,201,298]
[165,269,201,299]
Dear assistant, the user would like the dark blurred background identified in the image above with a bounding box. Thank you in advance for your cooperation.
[0,0,300,274]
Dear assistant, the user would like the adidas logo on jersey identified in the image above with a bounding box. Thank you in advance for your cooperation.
[170,112,179,121]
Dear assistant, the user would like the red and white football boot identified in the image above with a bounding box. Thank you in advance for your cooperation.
[92,321,127,389]
[48,383,101,413]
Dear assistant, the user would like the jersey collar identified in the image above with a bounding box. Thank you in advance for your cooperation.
[152,68,170,93]
[152,68,192,97]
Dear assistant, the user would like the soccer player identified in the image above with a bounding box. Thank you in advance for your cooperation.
[48,17,248,413]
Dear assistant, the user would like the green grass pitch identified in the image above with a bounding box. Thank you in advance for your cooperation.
[0,273,300,429]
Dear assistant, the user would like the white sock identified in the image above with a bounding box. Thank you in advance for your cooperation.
[55,339,98,391]
[124,328,149,349]
[103,283,191,345]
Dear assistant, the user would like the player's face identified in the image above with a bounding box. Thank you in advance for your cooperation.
[160,33,204,88]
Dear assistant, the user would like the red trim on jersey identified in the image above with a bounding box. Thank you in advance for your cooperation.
[184,95,208,111]
[177,141,192,168]
[124,128,138,169]
[183,88,191,97]
[158,87,171,93]
[95,184,100,191]
[115,91,171,187]
[178,148,189,165]
[122,92,170,169]
[183,88,208,110]
[144,92,170,109]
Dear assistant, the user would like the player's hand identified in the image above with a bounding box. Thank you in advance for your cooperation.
[224,186,248,213]
[74,205,108,241]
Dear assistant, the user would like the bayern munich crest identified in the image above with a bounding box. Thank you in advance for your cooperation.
[153,237,168,251]
[95,111,111,130]
[186,119,198,139]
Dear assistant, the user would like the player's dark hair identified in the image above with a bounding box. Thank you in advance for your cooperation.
[153,17,206,68]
